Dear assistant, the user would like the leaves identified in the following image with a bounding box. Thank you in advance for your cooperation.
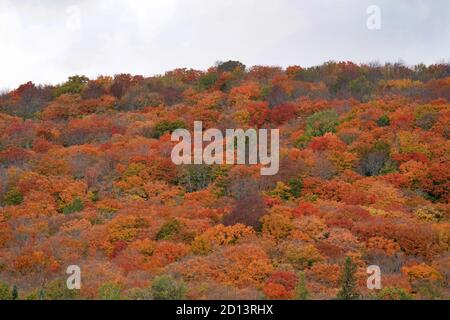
[0,62,448,300]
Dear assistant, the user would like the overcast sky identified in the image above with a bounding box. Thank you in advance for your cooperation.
[0,0,449,90]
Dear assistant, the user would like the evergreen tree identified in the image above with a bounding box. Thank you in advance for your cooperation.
[12,285,18,300]
[295,271,310,300]
[38,288,45,300]
[337,257,360,300]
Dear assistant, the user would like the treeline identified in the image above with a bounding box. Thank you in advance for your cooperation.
[1,60,449,119]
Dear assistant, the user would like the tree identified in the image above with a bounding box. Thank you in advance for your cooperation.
[43,278,78,300]
[199,72,219,90]
[3,82,53,117]
[223,191,267,230]
[191,224,254,255]
[261,213,294,240]
[151,275,186,300]
[179,165,213,192]
[270,103,297,124]
[376,287,412,300]
[11,285,18,300]
[217,60,246,73]
[295,271,310,300]
[99,283,122,300]
[376,114,391,127]
[54,75,89,97]
[305,109,340,137]
[151,120,186,139]
[61,197,84,215]
[3,187,24,206]
[283,243,323,269]
[156,219,183,240]
[0,282,12,300]
[357,151,391,176]
[263,282,291,300]
[288,177,303,198]
[336,257,359,300]
[118,84,163,111]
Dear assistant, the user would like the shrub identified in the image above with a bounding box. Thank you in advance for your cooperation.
[156,219,183,240]
[357,151,390,176]
[62,198,84,215]
[223,192,266,230]
[151,275,186,300]
[199,72,219,90]
[269,182,293,200]
[118,85,163,111]
[295,271,310,300]
[376,114,391,127]
[3,187,24,206]
[99,282,122,300]
[0,282,12,300]
[152,120,186,139]
[191,224,254,255]
[376,287,412,300]
[415,112,438,130]
[414,205,446,222]
[283,243,323,269]
[179,165,213,192]
[305,109,339,137]
[126,287,153,300]
[43,278,78,300]
[288,177,303,198]
[295,134,312,149]
[263,282,291,300]
[261,213,294,240]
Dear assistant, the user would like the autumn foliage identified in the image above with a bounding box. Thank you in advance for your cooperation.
[0,60,449,300]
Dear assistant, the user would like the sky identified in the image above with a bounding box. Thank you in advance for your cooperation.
[0,0,449,90]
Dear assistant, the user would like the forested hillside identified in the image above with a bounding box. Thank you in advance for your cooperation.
[0,61,449,300]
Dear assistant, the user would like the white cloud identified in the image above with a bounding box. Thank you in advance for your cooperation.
[0,0,449,89]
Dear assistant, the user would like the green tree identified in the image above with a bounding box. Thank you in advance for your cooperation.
[217,60,246,73]
[336,257,360,300]
[24,280,77,300]
[99,282,122,300]
[376,114,391,127]
[151,275,186,300]
[152,120,186,138]
[25,288,45,300]
[199,72,219,90]
[156,219,183,240]
[3,187,24,206]
[179,165,214,192]
[11,285,18,300]
[376,287,412,300]
[44,278,77,300]
[295,271,310,300]
[288,177,303,198]
[54,75,89,97]
[0,282,12,300]
[62,197,84,215]
[305,110,339,137]
[349,75,374,101]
